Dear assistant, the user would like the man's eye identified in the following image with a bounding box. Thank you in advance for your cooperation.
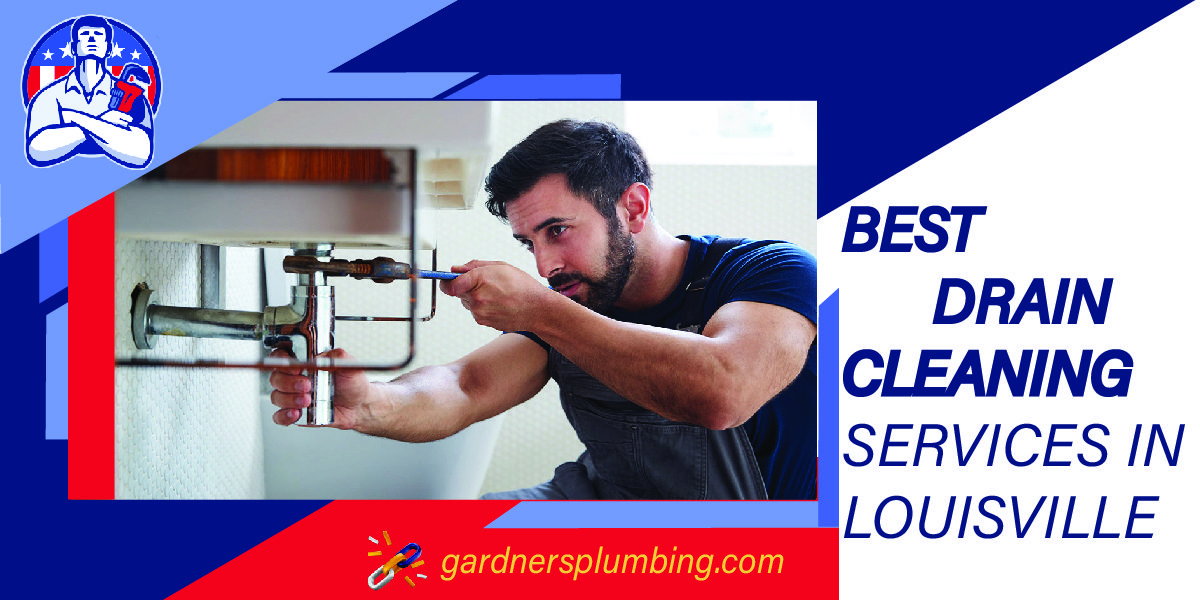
[519,240,533,252]
[548,225,566,237]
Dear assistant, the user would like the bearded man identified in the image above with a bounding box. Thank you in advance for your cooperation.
[269,120,817,499]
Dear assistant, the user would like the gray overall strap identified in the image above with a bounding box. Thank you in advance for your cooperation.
[676,237,746,332]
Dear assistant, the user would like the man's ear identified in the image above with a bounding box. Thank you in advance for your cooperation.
[619,182,651,234]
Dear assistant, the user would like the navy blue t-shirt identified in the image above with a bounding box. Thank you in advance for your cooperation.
[521,235,817,499]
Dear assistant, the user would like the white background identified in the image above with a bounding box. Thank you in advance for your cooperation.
[823,3,1199,596]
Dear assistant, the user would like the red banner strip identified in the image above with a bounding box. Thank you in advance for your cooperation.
[169,500,837,599]
[68,194,115,499]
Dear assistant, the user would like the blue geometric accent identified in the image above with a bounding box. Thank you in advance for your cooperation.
[38,217,67,302]
[331,0,1192,218]
[446,74,621,99]
[818,291,839,528]
[45,304,67,440]
[486,501,817,529]
[279,72,478,100]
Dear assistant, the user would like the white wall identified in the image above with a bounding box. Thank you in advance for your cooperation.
[115,242,266,499]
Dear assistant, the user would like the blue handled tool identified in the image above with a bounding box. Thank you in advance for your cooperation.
[283,255,458,282]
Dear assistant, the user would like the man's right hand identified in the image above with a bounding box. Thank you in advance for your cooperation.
[268,348,377,431]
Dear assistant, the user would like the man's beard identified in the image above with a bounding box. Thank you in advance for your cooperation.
[547,221,636,312]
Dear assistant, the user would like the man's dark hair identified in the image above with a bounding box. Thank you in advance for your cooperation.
[72,15,114,49]
[485,120,653,223]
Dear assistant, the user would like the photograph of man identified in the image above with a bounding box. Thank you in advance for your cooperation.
[267,119,817,500]
[25,15,154,168]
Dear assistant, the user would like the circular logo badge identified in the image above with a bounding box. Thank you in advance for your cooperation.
[22,15,161,112]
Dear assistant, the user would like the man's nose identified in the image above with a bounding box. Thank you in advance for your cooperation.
[534,247,562,279]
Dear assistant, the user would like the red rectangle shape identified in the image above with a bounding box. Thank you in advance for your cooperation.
[68,194,115,499]
[169,501,838,599]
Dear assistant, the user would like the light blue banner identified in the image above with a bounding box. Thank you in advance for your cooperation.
[45,303,67,440]
[38,217,66,301]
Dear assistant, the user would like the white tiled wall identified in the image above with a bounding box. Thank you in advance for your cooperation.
[115,242,266,499]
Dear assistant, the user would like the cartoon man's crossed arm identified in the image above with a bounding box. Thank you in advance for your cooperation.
[62,108,151,167]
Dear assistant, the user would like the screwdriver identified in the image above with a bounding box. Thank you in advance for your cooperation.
[283,256,459,281]
[413,269,459,280]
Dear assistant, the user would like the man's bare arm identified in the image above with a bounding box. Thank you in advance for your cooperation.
[27,125,89,164]
[532,296,814,430]
[269,333,550,442]
[361,333,551,441]
[61,109,151,166]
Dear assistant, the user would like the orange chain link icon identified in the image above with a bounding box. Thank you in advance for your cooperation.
[368,543,422,590]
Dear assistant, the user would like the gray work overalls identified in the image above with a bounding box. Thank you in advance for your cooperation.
[544,346,769,499]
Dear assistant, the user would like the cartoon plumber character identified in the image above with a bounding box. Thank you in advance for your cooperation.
[25,15,153,168]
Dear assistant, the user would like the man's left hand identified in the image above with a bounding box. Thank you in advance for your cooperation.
[440,261,556,332]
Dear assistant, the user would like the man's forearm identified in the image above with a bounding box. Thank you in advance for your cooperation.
[351,333,549,442]
[62,109,150,165]
[27,126,87,163]
[356,364,475,443]
[529,294,794,429]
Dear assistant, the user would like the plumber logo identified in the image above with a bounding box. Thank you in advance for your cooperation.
[367,531,427,590]
[21,15,160,169]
